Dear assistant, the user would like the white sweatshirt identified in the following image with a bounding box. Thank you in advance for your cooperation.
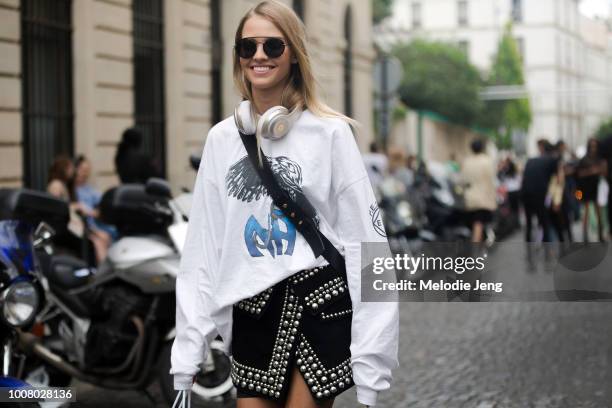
[170,109,399,406]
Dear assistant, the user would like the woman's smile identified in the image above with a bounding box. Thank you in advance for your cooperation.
[250,64,276,75]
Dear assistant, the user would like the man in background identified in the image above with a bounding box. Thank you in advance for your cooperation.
[521,139,560,242]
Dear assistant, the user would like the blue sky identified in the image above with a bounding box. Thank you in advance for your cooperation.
[579,0,611,18]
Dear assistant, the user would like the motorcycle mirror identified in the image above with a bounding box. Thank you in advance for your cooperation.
[145,178,172,199]
[33,222,56,248]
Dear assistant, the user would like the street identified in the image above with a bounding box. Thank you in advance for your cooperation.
[3,0,612,406]
[72,303,612,408]
[72,235,612,408]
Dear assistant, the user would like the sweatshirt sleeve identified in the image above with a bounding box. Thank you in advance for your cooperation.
[331,122,400,407]
[170,133,224,390]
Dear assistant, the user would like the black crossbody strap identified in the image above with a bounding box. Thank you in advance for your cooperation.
[239,132,346,275]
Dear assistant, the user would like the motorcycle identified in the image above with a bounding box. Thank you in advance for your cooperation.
[0,188,70,407]
[376,171,427,257]
[419,162,471,242]
[19,178,233,405]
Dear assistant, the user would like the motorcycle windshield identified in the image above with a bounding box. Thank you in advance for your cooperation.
[0,220,34,282]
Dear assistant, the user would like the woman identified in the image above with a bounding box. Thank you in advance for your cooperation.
[170,2,398,408]
[461,139,497,243]
[114,127,160,184]
[47,156,107,264]
[386,146,414,189]
[498,157,521,216]
[577,138,607,242]
[74,155,117,242]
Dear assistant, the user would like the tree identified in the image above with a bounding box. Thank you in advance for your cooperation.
[373,0,394,24]
[595,118,612,140]
[596,118,612,159]
[482,22,532,149]
[392,39,483,127]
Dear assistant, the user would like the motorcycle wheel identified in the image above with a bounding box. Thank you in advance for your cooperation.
[159,339,233,405]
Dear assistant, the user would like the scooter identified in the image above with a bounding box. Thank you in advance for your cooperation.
[19,178,233,406]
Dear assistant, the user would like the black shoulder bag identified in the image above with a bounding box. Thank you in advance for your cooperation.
[238,132,346,275]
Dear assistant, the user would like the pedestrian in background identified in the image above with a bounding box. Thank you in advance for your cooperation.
[386,145,414,189]
[553,141,574,242]
[521,139,559,242]
[461,139,497,243]
[598,133,612,240]
[74,155,117,242]
[576,138,606,242]
[498,156,521,224]
[114,127,161,184]
[362,142,388,191]
[47,155,76,203]
[46,156,104,264]
[545,144,566,243]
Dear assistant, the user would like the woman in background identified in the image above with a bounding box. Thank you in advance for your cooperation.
[47,156,109,264]
[461,139,497,243]
[576,138,607,242]
[74,155,116,242]
[114,127,160,184]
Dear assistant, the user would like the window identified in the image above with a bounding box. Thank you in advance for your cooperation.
[21,0,74,190]
[458,0,468,26]
[511,0,522,22]
[343,6,353,117]
[211,0,223,125]
[292,0,305,22]
[458,40,469,56]
[412,2,422,29]
[133,0,166,177]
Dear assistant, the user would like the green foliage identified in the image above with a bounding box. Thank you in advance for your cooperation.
[373,0,394,24]
[392,39,483,127]
[483,22,532,149]
[595,118,612,140]
[392,103,408,122]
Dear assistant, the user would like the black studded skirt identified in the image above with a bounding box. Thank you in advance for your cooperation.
[230,264,355,404]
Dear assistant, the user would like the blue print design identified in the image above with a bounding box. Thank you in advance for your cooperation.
[244,208,296,257]
[226,154,316,259]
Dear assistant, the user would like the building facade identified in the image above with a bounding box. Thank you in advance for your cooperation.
[375,0,612,154]
[0,0,375,191]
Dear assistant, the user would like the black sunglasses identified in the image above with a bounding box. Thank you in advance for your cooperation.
[235,37,287,59]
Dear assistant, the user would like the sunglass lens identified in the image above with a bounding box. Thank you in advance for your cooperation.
[264,38,285,58]
[236,39,257,59]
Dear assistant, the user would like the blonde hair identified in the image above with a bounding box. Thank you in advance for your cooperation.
[233,0,358,130]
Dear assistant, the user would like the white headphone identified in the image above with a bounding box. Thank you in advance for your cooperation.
[233,100,302,141]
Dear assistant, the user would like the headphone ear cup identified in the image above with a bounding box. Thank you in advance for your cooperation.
[234,100,257,135]
[258,106,290,140]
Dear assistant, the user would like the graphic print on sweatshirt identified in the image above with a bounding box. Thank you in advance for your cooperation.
[225,155,318,258]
